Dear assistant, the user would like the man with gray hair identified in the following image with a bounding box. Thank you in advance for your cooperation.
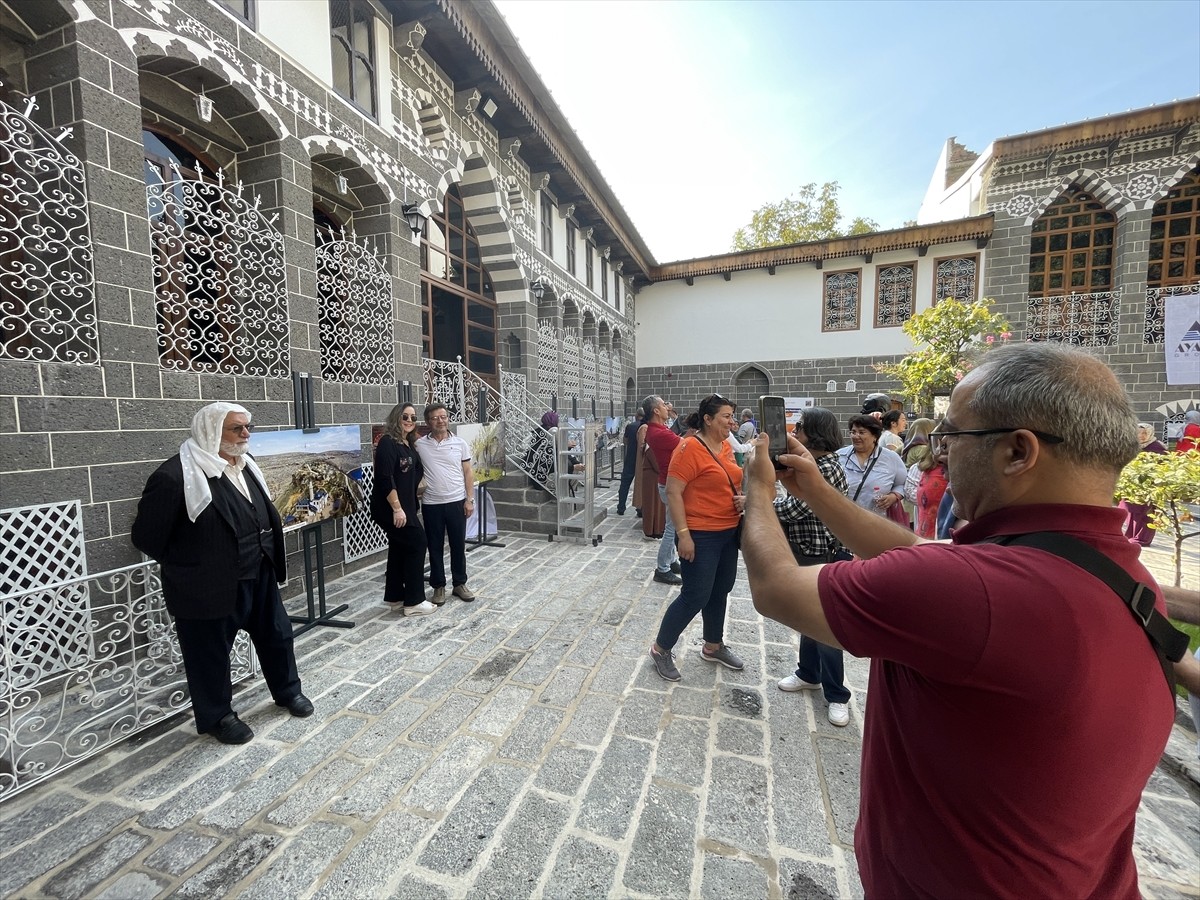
[132,403,312,745]
[743,344,1177,897]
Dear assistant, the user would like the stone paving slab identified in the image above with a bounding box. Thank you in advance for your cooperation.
[0,485,1197,898]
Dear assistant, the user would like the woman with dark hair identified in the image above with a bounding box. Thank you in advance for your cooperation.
[649,394,745,681]
[837,414,908,518]
[773,408,854,726]
[371,403,432,615]
[879,409,906,454]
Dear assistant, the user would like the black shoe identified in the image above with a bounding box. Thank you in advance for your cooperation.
[616,507,626,516]
[636,509,643,518]
[653,569,683,585]
[670,561,681,574]
[211,712,253,744]
[277,693,314,717]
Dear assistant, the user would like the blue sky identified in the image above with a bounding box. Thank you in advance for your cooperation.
[493,0,1200,263]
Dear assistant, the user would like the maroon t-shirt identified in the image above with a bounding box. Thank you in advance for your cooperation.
[819,504,1173,899]
[645,421,680,487]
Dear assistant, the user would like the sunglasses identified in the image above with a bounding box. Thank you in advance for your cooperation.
[401,414,418,422]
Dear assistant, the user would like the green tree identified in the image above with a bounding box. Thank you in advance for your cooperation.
[874,298,1011,413]
[1116,449,1200,587]
[731,181,879,250]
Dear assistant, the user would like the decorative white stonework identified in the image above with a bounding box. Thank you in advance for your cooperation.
[537,320,559,408]
[1125,172,1159,201]
[0,92,98,365]
[561,331,581,400]
[1005,194,1035,218]
[317,233,395,385]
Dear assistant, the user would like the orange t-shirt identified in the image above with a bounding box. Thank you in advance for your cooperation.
[667,436,743,531]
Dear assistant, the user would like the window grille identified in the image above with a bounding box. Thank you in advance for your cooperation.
[933,256,978,305]
[537,320,558,409]
[1027,290,1121,346]
[343,462,387,562]
[317,230,395,384]
[561,330,580,401]
[876,264,915,327]
[823,270,860,331]
[0,94,98,365]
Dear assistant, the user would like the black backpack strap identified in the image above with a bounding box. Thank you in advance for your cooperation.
[991,531,1189,700]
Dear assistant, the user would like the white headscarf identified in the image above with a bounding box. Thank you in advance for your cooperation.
[179,402,271,522]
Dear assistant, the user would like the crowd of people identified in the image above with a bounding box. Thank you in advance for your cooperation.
[132,347,1198,896]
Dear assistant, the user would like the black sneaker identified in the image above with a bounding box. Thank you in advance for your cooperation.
[649,644,681,681]
[670,561,681,574]
[653,569,682,585]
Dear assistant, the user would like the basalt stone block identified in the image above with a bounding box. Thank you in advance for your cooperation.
[143,830,221,877]
[416,762,529,876]
[469,684,535,737]
[329,743,428,819]
[471,793,570,900]
[498,705,563,763]
[653,716,707,788]
[815,734,861,846]
[78,730,194,795]
[240,821,353,900]
[0,801,134,897]
[175,832,282,899]
[312,810,432,900]
[779,857,842,900]
[533,745,596,797]
[0,792,86,847]
[560,693,618,747]
[95,872,166,899]
[705,755,768,854]
[623,782,698,897]
[614,688,666,740]
[701,855,770,900]
[136,744,276,830]
[402,735,492,812]
[17,395,118,431]
[576,735,652,841]
[42,831,151,899]
[407,693,483,748]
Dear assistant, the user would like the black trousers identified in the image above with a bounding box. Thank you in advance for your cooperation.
[422,500,467,588]
[617,461,636,512]
[174,559,302,733]
[384,522,428,605]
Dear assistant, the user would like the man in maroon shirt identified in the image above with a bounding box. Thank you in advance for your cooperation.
[643,395,683,584]
[743,344,1174,898]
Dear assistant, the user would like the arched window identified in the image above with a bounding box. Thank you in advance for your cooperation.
[1027,188,1118,346]
[1144,168,1200,343]
[420,185,497,377]
[1028,189,1115,297]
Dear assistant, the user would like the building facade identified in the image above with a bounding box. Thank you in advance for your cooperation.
[0,0,649,586]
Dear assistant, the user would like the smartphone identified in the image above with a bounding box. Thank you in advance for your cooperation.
[759,395,787,468]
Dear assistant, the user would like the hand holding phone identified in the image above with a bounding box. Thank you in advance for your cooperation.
[758,395,787,470]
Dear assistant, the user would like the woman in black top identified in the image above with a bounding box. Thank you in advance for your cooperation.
[371,403,432,615]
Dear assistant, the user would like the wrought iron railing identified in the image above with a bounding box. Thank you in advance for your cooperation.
[422,357,557,495]
[1145,282,1199,344]
[1026,289,1121,346]
[0,562,256,802]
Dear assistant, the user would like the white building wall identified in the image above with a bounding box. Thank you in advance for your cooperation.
[636,240,986,370]
[258,1,334,87]
[918,143,993,224]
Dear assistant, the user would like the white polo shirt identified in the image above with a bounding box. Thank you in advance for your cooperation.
[415,432,471,504]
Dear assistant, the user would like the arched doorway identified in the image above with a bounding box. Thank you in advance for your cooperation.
[420,184,497,382]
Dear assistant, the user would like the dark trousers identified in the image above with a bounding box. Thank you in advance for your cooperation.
[383,522,428,606]
[655,527,739,650]
[422,500,468,588]
[792,548,851,703]
[616,462,636,512]
[174,559,301,733]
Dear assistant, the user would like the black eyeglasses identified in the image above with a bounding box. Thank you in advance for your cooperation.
[224,423,254,434]
[930,428,1063,453]
[400,414,418,422]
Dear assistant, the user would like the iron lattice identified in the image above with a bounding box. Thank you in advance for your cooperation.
[0,93,98,365]
[317,234,395,384]
[877,265,915,326]
[561,331,581,401]
[537,320,559,409]
[1027,290,1121,346]
[597,349,612,406]
[1,501,87,598]
[823,272,860,331]
[0,561,256,802]
[147,164,289,377]
[581,342,597,406]
[343,462,388,562]
[935,256,977,303]
[1145,282,1199,344]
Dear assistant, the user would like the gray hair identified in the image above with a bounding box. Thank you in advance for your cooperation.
[641,395,660,421]
[966,343,1137,472]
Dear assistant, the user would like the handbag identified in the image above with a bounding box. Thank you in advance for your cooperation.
[692,437,744,545]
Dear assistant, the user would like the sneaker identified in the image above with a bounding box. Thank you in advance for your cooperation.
[653,569,682,585]
[827,702,850,727]
[777,674,822,692]
[403,600,436,617]
[649,644,680,682]
[430,587,446,606]
[670,561,681,574]
[452,584,476,602]
[699,644,744,670]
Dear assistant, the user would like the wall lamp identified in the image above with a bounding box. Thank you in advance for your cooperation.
[195,88,213,123]
[531,277,547,300]
[403,204,426,236]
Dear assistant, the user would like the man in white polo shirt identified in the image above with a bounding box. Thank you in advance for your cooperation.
[415,402,476,604]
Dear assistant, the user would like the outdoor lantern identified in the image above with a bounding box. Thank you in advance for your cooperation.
[336,174,349,195]
[195,89,213,123]
[531,277,546,300]
[403,204,426,236]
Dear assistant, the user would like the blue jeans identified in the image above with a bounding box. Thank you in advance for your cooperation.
[656,483,678,573]
[792,546,851,703]
[655,527,739,650]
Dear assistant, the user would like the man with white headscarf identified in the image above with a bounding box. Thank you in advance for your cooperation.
[132,402,312,744]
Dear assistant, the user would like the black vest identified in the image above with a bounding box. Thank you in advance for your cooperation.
[213,473,276,580]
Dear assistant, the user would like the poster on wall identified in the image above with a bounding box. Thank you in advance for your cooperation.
[605,416,622,435]
[251,426,364,531]
[782,397,815,433]
[1165,293,1200,385]
[457,421,506,485]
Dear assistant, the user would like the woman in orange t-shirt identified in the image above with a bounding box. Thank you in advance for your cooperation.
[649,395,746,682]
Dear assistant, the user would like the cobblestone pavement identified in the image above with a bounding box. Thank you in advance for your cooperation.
[1,486,1198,898]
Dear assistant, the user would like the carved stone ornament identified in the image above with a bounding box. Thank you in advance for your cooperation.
[562,203,576,219]
[499,137,522,160]
[614,261,624,274]
[455,88,481,115]
[582,226,594,241]
[533,172,551,191]
[1125,172,1159,201]
[601,245,611,260]
[1005,194,1035,218]
[396,20,426,58]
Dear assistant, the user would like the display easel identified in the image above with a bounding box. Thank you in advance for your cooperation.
[466,386,506,552]
[286,371,354,635]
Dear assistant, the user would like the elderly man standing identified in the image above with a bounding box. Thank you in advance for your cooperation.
[743,344,1179,897]
[132,402,312,745]
[415,402,475,604]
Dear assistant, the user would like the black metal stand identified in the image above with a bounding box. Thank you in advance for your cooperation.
[289,522,354,635]
[467,482,506,551]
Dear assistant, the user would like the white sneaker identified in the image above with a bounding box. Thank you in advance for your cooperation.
[403,600,436,617]
[777,674,821,692]
[827,702,850,727]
